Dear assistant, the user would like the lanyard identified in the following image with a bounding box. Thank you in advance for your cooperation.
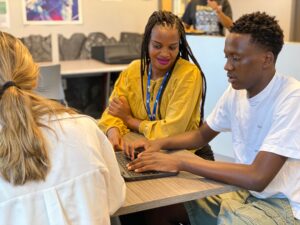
[146,64,170,121]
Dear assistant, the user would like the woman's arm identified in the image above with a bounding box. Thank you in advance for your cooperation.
[108,96,142,132]
[98,69,131,136]
[153,122,219,151]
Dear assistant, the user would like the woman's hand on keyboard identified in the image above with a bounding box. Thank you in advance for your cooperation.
[134,140,161,153]
[123,140,137,160]
[107,127,124,151]
[123,139,161,160]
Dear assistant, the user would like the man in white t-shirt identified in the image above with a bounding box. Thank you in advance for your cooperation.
[127,12,300,224]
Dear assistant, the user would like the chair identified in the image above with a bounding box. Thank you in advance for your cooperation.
[20,34,52,62]
[35,64,67,105]
[119,32,143,56]
[58,33,86,60]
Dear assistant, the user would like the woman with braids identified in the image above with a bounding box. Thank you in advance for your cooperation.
[0,32,125,225]
[98,10,213,161]
[99,10,212,225]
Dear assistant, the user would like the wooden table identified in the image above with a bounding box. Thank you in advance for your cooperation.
[114,133,239,216]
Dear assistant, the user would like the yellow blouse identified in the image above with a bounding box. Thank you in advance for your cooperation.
[98,58,202,140]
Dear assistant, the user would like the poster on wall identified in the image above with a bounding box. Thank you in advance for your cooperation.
[0,0,9,28]
[23,0,82,25]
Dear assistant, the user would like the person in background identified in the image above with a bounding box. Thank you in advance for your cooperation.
[128,12,300,224]
[0,31,125,225]
[182,0,233,35]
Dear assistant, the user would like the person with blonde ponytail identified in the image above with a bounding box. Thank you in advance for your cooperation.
[0,32,125,225]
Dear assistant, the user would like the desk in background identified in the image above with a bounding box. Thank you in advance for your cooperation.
[59,59,128,107]
[114,133,239,216]
[59,59,128,76]
[39,59,128,117]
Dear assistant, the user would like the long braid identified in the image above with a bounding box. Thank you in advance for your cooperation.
[176,14,207,124]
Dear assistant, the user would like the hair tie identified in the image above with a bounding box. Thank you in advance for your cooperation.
[1,81,18,95]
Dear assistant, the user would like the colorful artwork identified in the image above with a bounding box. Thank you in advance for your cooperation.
[23,0,82,24]
[0,0,9,27]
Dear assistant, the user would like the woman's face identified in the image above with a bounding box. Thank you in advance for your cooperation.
[148,24,180,76]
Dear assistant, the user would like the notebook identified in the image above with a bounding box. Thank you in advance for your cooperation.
[115,151,178,181]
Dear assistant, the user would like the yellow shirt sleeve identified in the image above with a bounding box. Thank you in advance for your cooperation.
[98,63,133,136]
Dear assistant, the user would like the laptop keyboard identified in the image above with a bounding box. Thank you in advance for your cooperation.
[116,152,159,177]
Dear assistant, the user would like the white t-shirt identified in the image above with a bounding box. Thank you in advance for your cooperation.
[0,114,126,225]
[206,74,300,219]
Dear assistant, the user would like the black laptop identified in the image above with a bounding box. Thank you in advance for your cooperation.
[115,151,178,181]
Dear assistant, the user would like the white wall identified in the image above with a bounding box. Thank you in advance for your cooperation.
[229,0,294,40]
[187,35,300,158]
[2,0,294,41]
[187,35,232,157]
[2,0,157,39]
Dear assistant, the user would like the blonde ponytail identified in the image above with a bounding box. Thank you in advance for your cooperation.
[0,32,75,185]
[0,86,50,184]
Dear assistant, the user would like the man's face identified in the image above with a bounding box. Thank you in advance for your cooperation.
[224,33,270,97]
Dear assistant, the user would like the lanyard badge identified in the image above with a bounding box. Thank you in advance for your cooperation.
[146,64,170,121]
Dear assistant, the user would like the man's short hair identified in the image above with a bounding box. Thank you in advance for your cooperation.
[230,12,284,60]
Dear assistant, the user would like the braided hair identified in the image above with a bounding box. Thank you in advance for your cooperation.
[140,10,207,123]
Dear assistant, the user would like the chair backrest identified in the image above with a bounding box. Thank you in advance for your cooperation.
[58,33,86,60]
[119,32,142,55]
[36,64,66,104]
[20,34,52,62]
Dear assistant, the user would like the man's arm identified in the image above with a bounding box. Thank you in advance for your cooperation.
[215,9,233,29]
[183,22,192,30]
[155,122,219,150]
[208,0,233,29]
[180,150,287,191]
[129,148,287,192]
[129,120,287,191]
